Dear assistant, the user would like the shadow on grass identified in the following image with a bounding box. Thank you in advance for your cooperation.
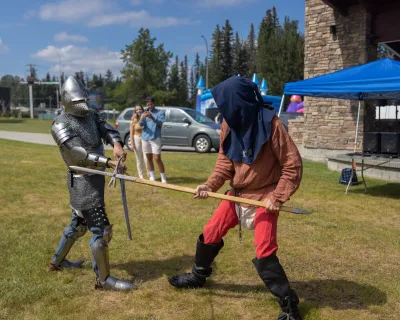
[112,254,194,282]
[209,279,387,311]
[0,119,25,123]
[351,183,400,199]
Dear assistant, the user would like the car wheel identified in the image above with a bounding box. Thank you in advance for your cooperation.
[194,135,211,153]
[124,135,132,151]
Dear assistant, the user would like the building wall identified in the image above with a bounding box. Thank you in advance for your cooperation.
[292,0,377,160]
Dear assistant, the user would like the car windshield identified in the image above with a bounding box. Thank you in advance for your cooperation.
[184,109,214,123]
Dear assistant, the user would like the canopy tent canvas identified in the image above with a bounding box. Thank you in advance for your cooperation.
[280,58,400,152]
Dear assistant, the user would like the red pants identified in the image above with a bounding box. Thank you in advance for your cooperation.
[203,198,279,258]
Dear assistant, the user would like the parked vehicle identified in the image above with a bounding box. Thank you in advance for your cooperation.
[116,106,221,153]
[98,109,120,121]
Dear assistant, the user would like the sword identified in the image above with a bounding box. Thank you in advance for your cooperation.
[107,157,133,240]
[69,166,311,215]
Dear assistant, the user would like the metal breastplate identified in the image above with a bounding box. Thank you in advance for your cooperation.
[56,112,104,167]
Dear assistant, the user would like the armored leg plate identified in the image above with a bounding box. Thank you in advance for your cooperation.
[48,259,86,271]
[95,276,136,291]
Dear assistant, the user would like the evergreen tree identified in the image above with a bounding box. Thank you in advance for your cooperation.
[209,25,223,86]
[194,53,201,82]
[189,67,196,107]
[247,23,256,75]
[178,55,189,105]
[221,20,233,81]
[233,32,249,77]
[167,56,180,105]
[256,7,304,95]
[105,69,114,86]
[120,28,172,103]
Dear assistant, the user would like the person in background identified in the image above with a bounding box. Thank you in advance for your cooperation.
[139,97,167,183]
[287,95,303,113]
[130,105,147,179]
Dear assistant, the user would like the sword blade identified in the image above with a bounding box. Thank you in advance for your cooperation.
[120,178,133,240]
[281,206,312,215]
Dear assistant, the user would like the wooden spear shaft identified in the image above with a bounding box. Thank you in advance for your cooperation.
[69,166,311,214]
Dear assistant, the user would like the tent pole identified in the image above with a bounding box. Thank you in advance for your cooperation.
[354,99,362,154]
[278,94,285,116]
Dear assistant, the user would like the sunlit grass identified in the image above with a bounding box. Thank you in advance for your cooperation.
[0,139,399,319]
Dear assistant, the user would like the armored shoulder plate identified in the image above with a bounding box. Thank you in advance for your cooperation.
[51,120,76,146]
[103,122,118,132]
[98,121,123,147]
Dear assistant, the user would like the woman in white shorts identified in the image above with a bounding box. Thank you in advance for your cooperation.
[130,105,147,179]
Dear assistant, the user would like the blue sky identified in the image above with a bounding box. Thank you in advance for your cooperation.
[0,0,305,80]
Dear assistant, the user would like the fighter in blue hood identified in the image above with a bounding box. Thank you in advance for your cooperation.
[210,76,275,164]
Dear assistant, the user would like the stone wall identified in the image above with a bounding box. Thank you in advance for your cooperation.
[288,117,305,145]
[295,0,377,158]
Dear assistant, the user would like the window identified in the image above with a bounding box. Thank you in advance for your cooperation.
[124,110,133,120]
[185,109,213,123]
[168,109,186,123]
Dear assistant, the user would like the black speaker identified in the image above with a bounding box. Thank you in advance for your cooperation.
[381,132,400,156]
[363,132,381,154]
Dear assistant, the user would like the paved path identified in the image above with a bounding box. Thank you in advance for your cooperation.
[0,130,201,153]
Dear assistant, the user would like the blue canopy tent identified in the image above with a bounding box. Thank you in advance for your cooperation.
[280,58,400,153]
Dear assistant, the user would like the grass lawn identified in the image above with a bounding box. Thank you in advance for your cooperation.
[0,118,117,134]
[0,138,399,320]
[0,118,53,134]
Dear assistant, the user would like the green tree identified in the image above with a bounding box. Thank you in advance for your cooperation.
[120,28,172,104]
[221,20,234,81]
[247,23,257,76]
[189,67,196,107]
[233,32,249,77]
[167,56,180,105]
[0,75,29,111]
[255,6,304,95]
[105,69,114,87]
[209,25,223,86]
[178,55,189,105]
[256,8,281,95]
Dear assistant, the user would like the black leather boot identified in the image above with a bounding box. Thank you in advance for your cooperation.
[253,255,302,320]
[168,234,224,289]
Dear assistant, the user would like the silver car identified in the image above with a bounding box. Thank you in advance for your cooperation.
[115,106,221,153]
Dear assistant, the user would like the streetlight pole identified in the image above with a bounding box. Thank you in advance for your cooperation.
[53,47,63,109]
[201,35,209,89]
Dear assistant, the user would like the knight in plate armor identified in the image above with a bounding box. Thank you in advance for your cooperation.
[48,75,135,291]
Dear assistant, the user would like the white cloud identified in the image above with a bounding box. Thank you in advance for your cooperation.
[89,10,194,28]
[0,39,9,53]
[33,45,123,76]
[38,0,113,22]
[30,0,190,28]
[54,32,88,43]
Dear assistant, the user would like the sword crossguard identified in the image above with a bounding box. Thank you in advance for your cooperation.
[108,156,124,188]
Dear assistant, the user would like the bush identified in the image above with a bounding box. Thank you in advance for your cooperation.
[1,109,20,118]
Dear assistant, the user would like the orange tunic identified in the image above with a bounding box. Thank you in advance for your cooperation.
[205,116,303,206]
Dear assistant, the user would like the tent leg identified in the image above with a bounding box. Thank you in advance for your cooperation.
[278,95,285,117]
[353,99,362,154]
